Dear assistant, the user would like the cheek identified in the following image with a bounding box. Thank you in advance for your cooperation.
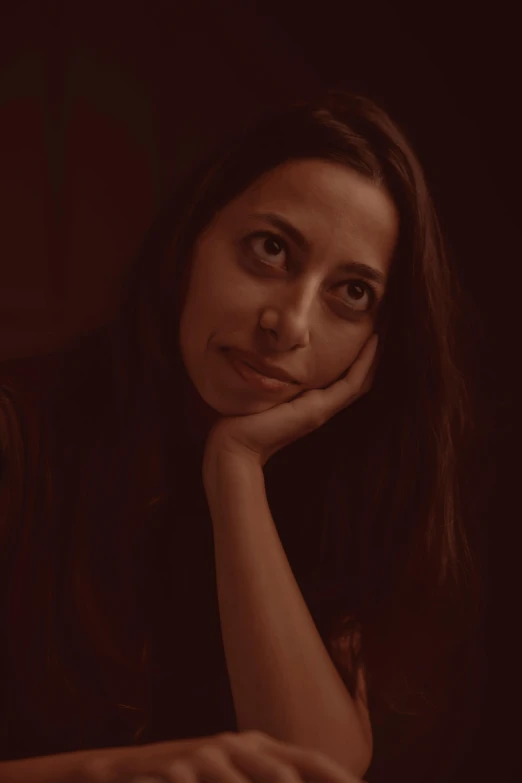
[315,332,371,386]
[187,246,251,317]
[179,272,241,368]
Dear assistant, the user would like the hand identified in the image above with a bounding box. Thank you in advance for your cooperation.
[205,333,379,467]
[112,730,363,783]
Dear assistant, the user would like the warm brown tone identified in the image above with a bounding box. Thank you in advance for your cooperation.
[0,91,484,781]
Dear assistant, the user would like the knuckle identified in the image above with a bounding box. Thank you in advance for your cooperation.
[217,730,238,744]
[304,407,325,430]
[167,758,193,776]
[243,729,271,747]
[308,390,324,409]
[215,731,248,752]
[304,747,331,767]
[81,754,117,782]
[274,764,301,783]
[245,728,268,739]
[194,743,226,762]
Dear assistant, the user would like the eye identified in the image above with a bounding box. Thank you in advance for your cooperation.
[336,280,376,313]
[243,231,377,315]
[248,232,288,266]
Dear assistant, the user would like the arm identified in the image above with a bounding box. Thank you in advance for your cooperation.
[0,737,208,783]
[203,448,372,780]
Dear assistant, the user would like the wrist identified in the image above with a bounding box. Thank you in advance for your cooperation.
[203,442,263,490]
[202,446,267,531]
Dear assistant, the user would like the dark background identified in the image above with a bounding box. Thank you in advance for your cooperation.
[1,1,518,780]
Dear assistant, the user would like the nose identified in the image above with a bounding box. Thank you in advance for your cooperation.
[260,285,315,352]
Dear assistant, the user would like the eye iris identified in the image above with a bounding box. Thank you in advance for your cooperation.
[264,237,282,255]
[348,282,366,300]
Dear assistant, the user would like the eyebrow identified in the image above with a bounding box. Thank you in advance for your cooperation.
[249,211,387,288]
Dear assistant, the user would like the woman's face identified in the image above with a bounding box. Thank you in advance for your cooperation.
[179,158,399,418]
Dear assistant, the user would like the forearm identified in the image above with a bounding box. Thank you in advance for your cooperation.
[0,737,207,783]
[203,450,371,779]
[0,748,102,783]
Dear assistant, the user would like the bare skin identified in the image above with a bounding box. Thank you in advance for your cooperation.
[0,731,367,782]
[178,159,399,777]
[179,158,398,430]
[0,160,398,783]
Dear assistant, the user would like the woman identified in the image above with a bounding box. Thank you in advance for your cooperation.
[0,90,483,782]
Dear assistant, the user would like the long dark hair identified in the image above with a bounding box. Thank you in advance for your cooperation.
[1,90,483,772]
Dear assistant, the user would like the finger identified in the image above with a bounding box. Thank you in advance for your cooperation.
[259,744,356,783]
[190,745,253,783]
[307,333,379,419]
[166,760,200,783]
[80,753,119,783]
[340,334,379,388]
[359,343,380,396]
[220,734,357,783]
[224,742,302,783]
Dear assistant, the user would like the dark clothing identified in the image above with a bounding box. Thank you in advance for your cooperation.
[0,340,481,782]
[0,343,337,761]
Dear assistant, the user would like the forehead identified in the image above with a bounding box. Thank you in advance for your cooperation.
[224,159,398,248]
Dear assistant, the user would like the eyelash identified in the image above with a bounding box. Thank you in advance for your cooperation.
[246,231,377,312]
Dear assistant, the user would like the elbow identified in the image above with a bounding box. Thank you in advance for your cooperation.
[355,746,373,780]
[346,740,372,781]
[341,724,373,780]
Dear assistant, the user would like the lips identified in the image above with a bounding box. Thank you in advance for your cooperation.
[225,348,300,384]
